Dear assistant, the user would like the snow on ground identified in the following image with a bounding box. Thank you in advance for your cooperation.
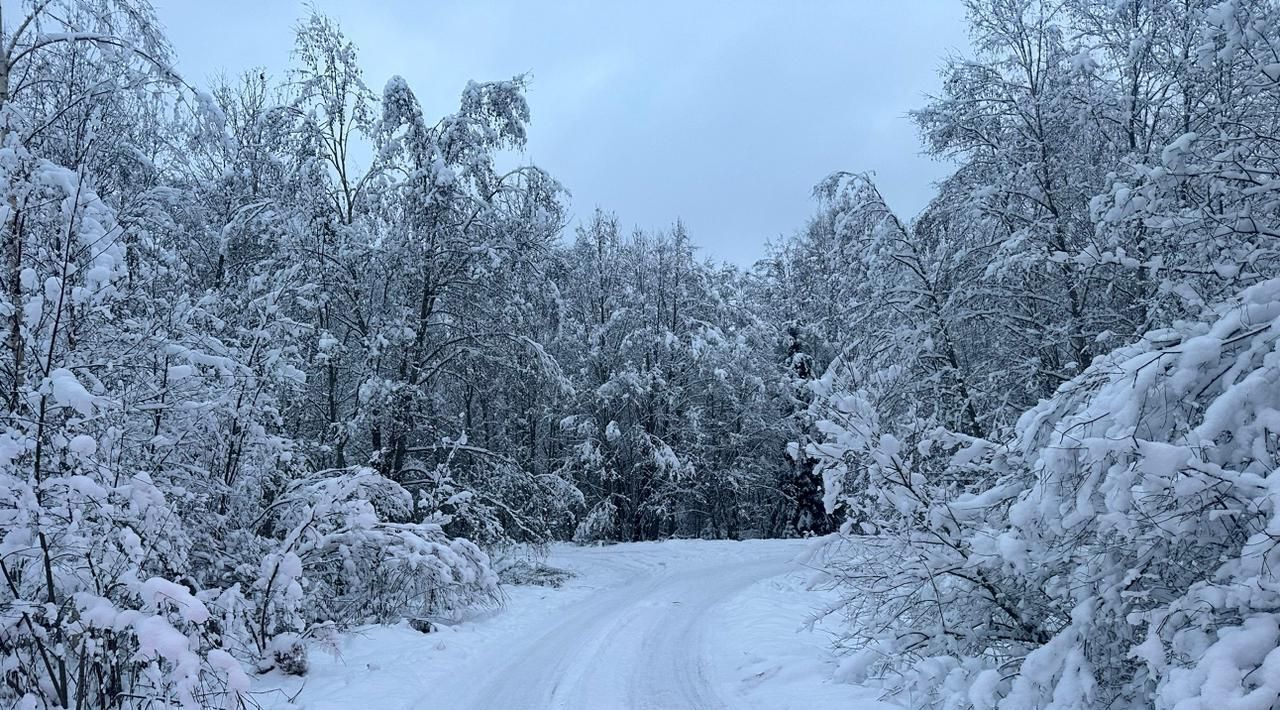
[253,538,895,709]
[705,565,891,709]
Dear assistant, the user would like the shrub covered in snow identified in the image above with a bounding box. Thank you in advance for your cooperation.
[814,279,1280,708]
[801,1,1280,707]
[0,3,503,706]
[241,468,499,641]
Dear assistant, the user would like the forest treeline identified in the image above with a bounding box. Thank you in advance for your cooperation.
[804,1,1280,708]
[3,0,1280,708]
[0,2,829,705]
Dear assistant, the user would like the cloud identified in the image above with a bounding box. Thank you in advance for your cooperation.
[155,0,968,265]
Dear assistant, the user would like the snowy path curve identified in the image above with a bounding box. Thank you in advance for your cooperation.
[452,543,796,710]
[261,539,895,710]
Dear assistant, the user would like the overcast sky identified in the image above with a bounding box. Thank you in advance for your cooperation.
[154,1,969,266]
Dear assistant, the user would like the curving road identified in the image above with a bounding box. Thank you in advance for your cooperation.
[271,539,892,710]
[455,543,799,710]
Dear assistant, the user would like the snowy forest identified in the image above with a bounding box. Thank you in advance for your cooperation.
[3,0,1280,708]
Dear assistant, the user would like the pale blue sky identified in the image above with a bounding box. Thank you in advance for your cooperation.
[155,1,969,265]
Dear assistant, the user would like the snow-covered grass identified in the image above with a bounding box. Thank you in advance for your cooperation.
[706,567,891,709]
[252,538,895,709]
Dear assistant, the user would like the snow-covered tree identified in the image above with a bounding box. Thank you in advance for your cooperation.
[806,1,1280,708]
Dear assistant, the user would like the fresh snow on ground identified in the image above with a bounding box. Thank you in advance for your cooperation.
[254,538,894,709]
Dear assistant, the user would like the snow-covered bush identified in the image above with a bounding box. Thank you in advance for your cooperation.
[803,1,1280,707]
[266,633,310,676]
[0,4,507,706]
[244,468,498,642]
[409,440,583,549]
[813,278,1280,708]
[0,446,251,708]
[0,97,250,709]
[493,557,573,588]
[574,499,620,543]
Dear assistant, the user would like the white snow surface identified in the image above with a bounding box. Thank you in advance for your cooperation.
[255,538,893,709]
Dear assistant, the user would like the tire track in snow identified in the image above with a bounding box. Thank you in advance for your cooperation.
[455,544,796,710]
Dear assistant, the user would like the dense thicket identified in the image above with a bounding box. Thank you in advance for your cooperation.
[803,1,1280,708]
[6,0,1280,707]
[0,2,821,706]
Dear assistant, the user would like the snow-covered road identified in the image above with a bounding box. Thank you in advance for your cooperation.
[457,542,800,709]
[257,539,894,709]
